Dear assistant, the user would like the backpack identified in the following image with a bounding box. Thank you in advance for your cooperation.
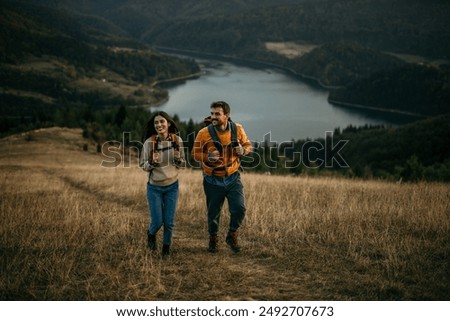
[205,120,243,175]
[149,133,179,163]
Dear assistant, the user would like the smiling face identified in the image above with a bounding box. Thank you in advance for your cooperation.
[154,115,171,137]
[210,107,229,130]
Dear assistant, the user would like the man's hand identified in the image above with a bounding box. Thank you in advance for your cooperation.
[233,144,245,156]
[208,150,220,162]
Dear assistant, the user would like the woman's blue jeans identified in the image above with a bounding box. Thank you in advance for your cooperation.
[146,181,179,245]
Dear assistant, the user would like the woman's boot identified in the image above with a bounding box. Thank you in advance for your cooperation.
[147,232,156,251]
[162,244,170,258]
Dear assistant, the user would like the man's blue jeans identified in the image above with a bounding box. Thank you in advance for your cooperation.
[146,181,179,245]
[203,173,246,236]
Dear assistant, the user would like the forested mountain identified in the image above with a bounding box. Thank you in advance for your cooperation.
[329,114,450,182]
[288,42,450,116]
[290,42,407,87]
[11,0,450,59]
[328,63,450,117]
[244,114,450,182]
[141,0,450,59]
[6,0,449,117]
[0,1,200,134]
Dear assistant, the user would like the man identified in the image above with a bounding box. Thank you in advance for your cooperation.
[192,101,252,253]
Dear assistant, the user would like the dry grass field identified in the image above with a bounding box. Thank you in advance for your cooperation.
[0,127,449,300]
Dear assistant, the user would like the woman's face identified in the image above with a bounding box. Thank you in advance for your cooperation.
[154,115,170,136]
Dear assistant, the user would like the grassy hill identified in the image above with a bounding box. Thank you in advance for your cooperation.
[1,127,448,300]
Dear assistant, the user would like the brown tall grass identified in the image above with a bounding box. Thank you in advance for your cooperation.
[1,127,449,300]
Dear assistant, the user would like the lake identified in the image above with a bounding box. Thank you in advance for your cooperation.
[158,59,418,143]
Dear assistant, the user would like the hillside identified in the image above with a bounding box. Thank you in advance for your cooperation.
[331,114,450,181]
[281,42,450,117]
[290,42,407,88]
[328,63,450,117]
[138,0,450,59]
[243,114,450,182]
[1,127,449,301]
[0,1,200,135]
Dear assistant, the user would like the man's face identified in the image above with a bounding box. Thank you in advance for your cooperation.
[210,107,229,128]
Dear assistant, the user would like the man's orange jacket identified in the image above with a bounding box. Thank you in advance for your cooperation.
[192,123,252,177]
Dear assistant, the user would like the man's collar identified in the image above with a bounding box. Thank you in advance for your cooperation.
[215,121,229,132]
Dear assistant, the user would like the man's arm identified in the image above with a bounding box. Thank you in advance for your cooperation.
[237,124,252,156]
[191,128,211,163]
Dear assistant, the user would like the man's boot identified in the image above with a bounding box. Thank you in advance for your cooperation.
[147,232,156,251]
[226,231,241,253]
[162,244,170,258]
[208,235,218,253]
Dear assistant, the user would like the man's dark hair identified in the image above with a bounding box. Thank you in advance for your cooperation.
[210,101,230,115]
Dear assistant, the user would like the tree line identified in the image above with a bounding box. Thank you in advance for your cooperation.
[82,105,450,183]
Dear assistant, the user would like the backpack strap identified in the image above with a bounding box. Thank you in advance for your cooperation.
[229,121,238,147]
[229,121,244,173]
[207,121,238,153]
[207,124,222,153]
[207,121,240,176]
[149,134,157,164]
[170,133,180,152]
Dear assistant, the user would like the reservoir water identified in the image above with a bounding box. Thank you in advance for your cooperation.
[158,59,417,143]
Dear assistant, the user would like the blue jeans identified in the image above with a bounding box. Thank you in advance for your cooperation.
[146,181,179,245]
[203,173,246,236]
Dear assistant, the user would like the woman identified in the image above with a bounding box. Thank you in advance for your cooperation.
[140,111,185,257]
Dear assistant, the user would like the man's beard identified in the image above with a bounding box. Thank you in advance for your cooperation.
[212,119,226,128]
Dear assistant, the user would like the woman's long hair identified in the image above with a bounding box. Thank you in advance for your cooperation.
[141,111,179,143]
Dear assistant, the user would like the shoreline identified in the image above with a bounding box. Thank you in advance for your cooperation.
[328,99,429,118]
[154,46,344,91]
[150,71,203,88]
[144,71,203,109]
[154,46,434,120]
